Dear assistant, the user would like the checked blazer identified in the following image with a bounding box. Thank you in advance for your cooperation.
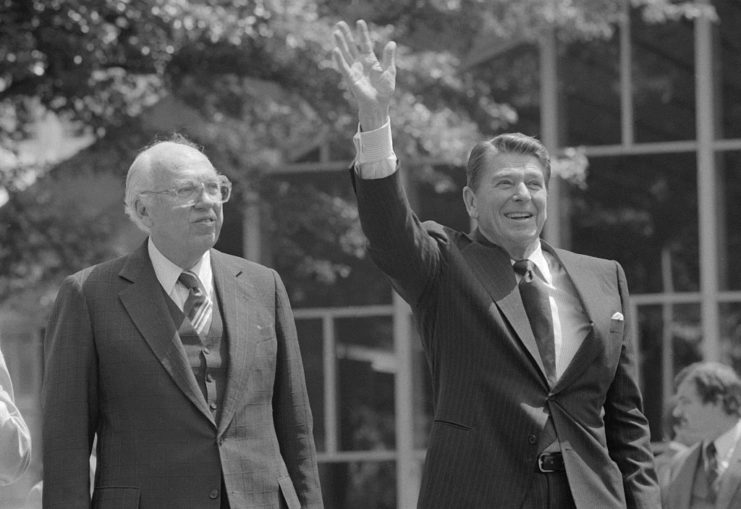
[42,242,323,509]
[353,169,660,509]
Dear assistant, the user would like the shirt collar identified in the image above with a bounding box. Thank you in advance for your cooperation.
[147,238,213,295]
[511,240,552,285]
[709,418,741,462]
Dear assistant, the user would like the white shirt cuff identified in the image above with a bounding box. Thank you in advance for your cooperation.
[352,118,397,179]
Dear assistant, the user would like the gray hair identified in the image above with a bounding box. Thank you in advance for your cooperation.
[123,134,203,233]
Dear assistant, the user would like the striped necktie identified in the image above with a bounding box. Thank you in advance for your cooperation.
[178,271,213,336]
[513,259,556,383]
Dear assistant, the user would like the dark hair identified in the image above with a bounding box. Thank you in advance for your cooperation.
[465,132,551,191]
[674,361,741,417]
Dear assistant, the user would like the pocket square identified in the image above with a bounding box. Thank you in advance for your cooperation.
[611,312,624,321]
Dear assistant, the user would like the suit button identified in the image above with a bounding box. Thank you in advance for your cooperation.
[206,374,214,383]
[209,489,219,499]
[528,434,537,445]
[203,347,210,355]
[209,402,217,411]
[218,437,225,446]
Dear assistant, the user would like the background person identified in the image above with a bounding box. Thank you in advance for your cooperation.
[332,19,660,508]
[42,135,323,508]
[0,345,31,486]
[663,361,741,509]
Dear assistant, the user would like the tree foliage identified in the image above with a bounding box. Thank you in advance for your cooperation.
[0,0,716,307]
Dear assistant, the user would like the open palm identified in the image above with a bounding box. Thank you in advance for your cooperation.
[333,20,396,125]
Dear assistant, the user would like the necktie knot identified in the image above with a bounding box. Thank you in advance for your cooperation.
[513,259,536,281]
[178,271,212,336]
[179,271,204,294]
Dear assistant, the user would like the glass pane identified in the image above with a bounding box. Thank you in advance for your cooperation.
[264,172,392,307]
[296,318,325,451]
[720,302,741,374]
[336,316,395,451]
[637,304,702,441]
[470,44,541,136]
[720,151,741,290]
[569,153,698,294]
[716,0,741,139]
[319,461,396,509]
[561,36,621,146]
[631,11,695,142]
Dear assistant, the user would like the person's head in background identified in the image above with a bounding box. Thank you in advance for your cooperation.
[124,135,232,269]
[672,361,741,443]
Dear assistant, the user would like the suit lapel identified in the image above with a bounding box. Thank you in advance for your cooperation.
[118,242,214,424]
[547,247,603,393]
[716,430,741,509]
[462,231,549,385]
[668,443,702,509]
[211,251,259,436]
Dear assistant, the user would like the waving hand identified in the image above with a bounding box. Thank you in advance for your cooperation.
[332,20,396,131]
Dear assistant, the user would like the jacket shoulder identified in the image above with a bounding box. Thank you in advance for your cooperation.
[211,249,278,279]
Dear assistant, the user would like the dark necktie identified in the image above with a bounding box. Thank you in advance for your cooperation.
[513,259,556,383]
[178,271,212,336]
[705,442,720,500]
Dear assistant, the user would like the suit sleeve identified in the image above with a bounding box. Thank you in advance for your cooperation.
[42,274,98,508]
[352,167,445,308]
[603,262,661,509]
[271,270,324,508]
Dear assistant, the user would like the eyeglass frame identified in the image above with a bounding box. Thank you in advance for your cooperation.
[138,175,232,205]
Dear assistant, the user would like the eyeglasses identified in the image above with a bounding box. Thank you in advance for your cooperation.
[140,175,232,204]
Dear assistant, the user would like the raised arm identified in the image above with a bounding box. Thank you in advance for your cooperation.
[332,20,396,131]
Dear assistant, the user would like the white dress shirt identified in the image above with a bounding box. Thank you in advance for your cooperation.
[707,418,741,478]
[147,238,214,312]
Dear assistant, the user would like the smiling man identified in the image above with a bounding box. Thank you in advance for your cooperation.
[42,136,323,509]
[333,20,659,509]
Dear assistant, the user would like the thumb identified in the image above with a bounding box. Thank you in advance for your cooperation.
[381,41,396,75]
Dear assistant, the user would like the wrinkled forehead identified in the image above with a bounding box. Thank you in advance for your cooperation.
[486,152,547,178]
[146,142,216,185]
[676,378,701,401]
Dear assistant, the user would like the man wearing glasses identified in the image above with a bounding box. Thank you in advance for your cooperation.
[42,136,323,509]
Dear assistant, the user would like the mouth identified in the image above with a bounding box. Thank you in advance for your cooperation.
[504,212,534,221]
[193,217,216,225]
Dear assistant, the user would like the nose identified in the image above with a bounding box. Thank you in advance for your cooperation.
[512,181,530,201]
[194,183,219,206]
[672,405,682,418]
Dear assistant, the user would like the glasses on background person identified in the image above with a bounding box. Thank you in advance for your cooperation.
[140,175,232,205]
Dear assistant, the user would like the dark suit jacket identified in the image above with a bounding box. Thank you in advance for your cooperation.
[663,437,741,509]
[354,170,660,508]
[42,242,323,509]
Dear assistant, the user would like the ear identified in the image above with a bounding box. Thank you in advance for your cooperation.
[462,186,477,219]
[135,197,154,228]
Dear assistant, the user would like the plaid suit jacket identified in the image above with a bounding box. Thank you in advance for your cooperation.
[42,242,323,509]
[353,169,660,509]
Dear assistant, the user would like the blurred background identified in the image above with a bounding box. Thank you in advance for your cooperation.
[1,0,740,507]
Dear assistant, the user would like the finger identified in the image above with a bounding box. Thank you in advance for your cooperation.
[335,21,359,59]
[356,19,374,55]
[381,41,396,74]
[333,29,354,67]
[332,47,353,80]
